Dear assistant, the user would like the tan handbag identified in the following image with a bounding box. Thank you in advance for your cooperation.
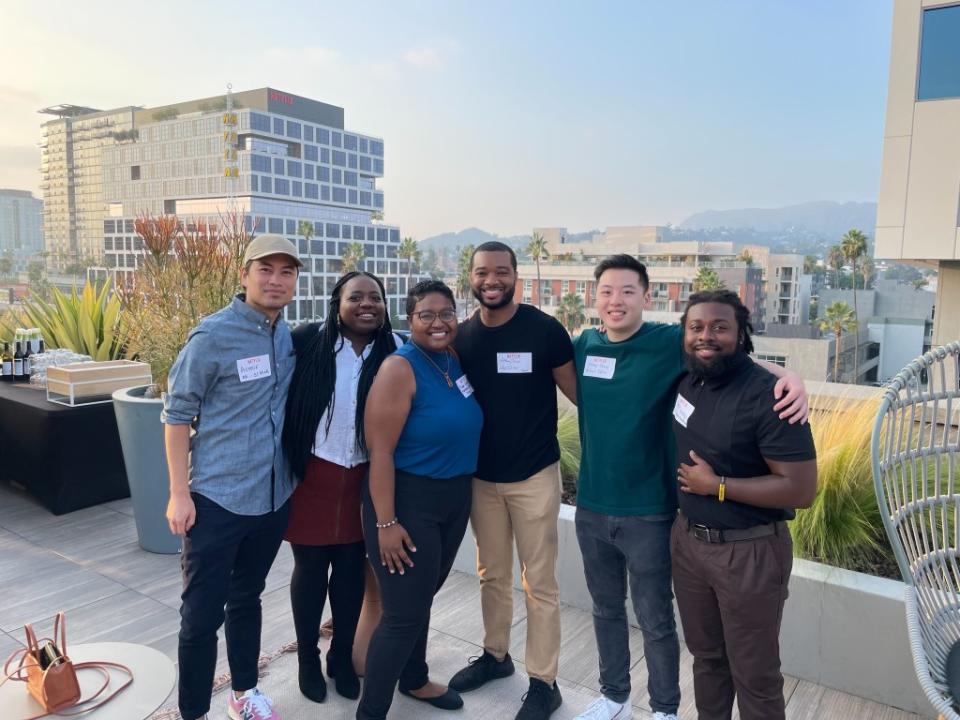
[2,612,133,719]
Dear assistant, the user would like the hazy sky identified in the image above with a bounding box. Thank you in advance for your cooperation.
[0,1,892,239]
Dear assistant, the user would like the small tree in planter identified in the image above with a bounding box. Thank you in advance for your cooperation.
[119,211,256,394]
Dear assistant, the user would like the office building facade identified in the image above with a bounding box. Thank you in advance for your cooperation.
[0,189,43,268]
[876,0,960,344]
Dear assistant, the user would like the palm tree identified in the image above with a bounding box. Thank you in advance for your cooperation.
[737,249,754,266]
[341,242,366,273]
[819,301,858,383]
[526,232,549,309]
[827,245,845,289]
[398,236,421,294]
[298,220,316,319]
[860,256,876,290]
[456,244,475,315]
[840,229,869,382]
[693,265,725,291]
[555,292,586,335]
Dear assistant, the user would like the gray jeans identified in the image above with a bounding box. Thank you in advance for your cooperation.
[575,506,680,714]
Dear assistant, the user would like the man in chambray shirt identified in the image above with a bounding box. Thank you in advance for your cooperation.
[162,234,300,720]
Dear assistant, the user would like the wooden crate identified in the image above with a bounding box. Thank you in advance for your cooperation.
[46,360,153,406]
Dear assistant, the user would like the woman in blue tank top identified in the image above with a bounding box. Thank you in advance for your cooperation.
[358,280,483,720]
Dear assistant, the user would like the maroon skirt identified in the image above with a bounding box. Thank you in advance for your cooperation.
[285,456,368,546]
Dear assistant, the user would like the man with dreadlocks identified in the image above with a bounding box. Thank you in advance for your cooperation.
[671,290,816,720]
[282,271,402,705]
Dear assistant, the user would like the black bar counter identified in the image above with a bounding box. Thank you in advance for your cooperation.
[0,382,130,514]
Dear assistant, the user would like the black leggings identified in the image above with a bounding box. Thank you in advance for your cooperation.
[290,541,366,664]
[356,471,472,720]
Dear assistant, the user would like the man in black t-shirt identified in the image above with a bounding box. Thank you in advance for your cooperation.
[448,241,577,720]
[670,290,817,720]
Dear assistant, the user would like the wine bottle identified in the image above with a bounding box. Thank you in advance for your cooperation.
[13,341,23,381]
[1,342,11,381]
[22,338,32,381]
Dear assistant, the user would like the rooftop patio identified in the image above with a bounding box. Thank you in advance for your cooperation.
[0,479,932,719]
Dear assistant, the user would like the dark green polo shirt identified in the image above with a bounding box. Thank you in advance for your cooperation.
[574,322,685,516]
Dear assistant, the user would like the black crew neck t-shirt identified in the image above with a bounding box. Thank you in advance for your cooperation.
[673,357,817,530]
[454,304,574,483]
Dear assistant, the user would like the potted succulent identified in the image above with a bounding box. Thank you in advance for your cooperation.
[113,212,253,553]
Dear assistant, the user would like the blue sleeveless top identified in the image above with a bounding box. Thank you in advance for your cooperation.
[392,341,483,479]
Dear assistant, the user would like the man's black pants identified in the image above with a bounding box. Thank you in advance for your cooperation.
[177,493,290,720]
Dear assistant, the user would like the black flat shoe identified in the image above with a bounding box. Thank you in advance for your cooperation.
[399,686,464,710]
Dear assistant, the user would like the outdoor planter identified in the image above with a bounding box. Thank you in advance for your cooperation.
[112,385,181,554]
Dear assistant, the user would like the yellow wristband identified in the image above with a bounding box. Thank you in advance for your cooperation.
[718,477,726,503]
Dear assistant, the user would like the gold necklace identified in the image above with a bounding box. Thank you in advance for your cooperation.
[411,342,454,388]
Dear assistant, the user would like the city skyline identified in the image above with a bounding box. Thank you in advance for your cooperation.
[0,1,893,239]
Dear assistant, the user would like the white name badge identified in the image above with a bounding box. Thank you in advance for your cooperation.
[237,354,272,383]
[497,352,533,374]
[673,394,695,427]
[456,374,475,398]
[582,355,616,380]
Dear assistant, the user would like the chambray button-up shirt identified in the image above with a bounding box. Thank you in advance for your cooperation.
[161,295,295,515]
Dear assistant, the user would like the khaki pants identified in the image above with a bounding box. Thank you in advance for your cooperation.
[471,462,561,684]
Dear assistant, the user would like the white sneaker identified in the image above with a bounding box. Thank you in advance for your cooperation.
[574,696,633,719]
[652,712,678,720]
[227,688,281,720]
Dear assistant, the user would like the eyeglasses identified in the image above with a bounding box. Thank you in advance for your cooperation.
[413,309,457,324]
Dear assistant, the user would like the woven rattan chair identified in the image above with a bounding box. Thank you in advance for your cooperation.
[872,341,960,720]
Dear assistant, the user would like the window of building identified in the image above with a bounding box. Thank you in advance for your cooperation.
[374,193,384,208]
[332,169,342,185]
[321,185,330,201]
[251,154,271,173]
[348,189,358,204]
[325,223,340,239]
[285,121,301,139]
[291,181,302,197]
[333,187,347,202]
[332,150,347,167]
[304,125,314,142]
[359,138,368,153]
[344,171,357,186]
[332,131,342,148]
[320,147,330,164]
[268,217,283,234]
[287,160,302,177]
[359,156,372,172]
[304,144,318,162]
[251,175,259,192]
[918,5,960,100]
[305,182,318,199]
[260,175,272,193]
[250,112,271,132]
[370,140,384,157]
[377,228,388,243]
[354,225,365,240]
[755,353,787,368]
[318,128,330,145]
[348,153,358,169]
[275,178,290,195]
[359,191,372,206]
[131,165,141,180]
[272,117,284,135]
[304,164,314,180]
[273,157,285,174]
[319,166,330,182]
[373,158,384,174]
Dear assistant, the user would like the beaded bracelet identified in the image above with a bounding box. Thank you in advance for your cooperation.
[376,517,399,529]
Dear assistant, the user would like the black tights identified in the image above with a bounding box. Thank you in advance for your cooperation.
[290,541,366,665]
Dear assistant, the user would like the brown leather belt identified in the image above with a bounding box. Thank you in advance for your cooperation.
[682,514,784,544]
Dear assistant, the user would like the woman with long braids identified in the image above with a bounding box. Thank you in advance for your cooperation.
[282,271,401,704]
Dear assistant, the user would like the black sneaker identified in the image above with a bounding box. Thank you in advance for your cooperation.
[515,678,562,720]
[448,651,515,692]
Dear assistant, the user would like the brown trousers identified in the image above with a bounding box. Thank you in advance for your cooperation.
[670,515,792,720]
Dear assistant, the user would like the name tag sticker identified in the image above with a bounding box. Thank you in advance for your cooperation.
[497,352,533,374]
[237,354,271,383]
[583,355,616,380]
[456,375,475,398]
[673,394,695,427]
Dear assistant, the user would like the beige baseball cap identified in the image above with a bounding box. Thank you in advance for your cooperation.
[242,234,303,267]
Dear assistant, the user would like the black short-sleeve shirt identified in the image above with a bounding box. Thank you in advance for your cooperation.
[673,355,817,529]
[454,304,574,483]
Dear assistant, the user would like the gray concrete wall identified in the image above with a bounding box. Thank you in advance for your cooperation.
[452,510,931,715]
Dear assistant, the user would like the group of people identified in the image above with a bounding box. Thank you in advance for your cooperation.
[161,232,817,720]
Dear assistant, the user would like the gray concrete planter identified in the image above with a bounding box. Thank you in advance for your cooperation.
[452,503,929,715]
[112,385,181,554]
